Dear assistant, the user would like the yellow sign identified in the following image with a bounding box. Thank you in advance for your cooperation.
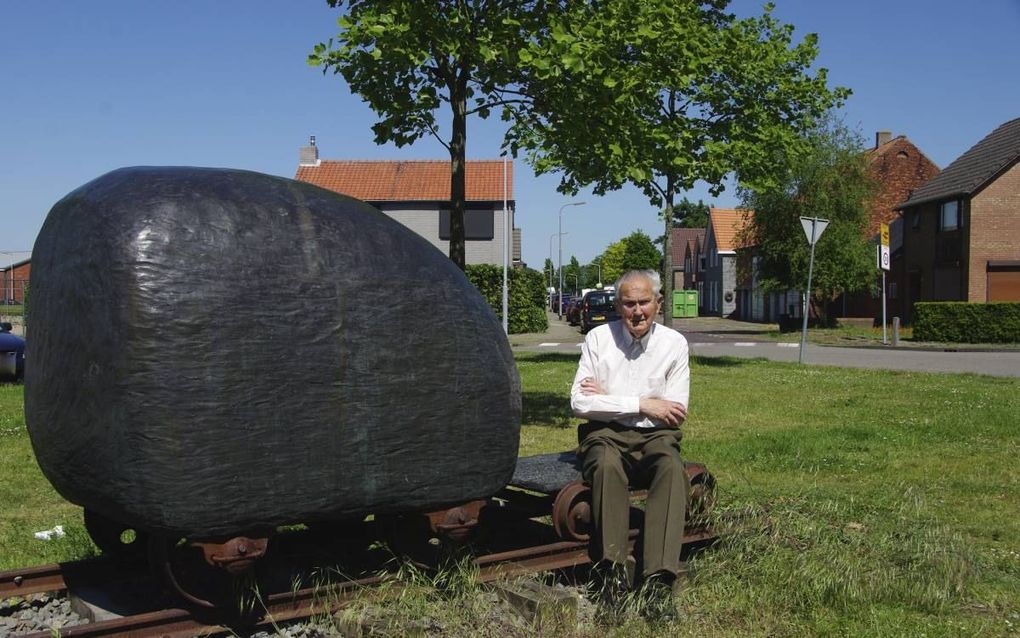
[880,223,890,247]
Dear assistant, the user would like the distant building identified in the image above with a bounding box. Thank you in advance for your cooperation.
[897,117,1020,322]
[701,208,754,318]
[294,137,520,266]
[1,258,31,305]
[669,227,705,292]
[828,131,941,323]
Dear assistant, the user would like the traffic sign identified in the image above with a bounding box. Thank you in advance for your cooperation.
[800,217,829,246]
[879,223,890,247]
[878,244,890,271]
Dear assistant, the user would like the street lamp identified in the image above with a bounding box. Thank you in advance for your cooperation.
[558,201,586,319]
[592,258,602,287]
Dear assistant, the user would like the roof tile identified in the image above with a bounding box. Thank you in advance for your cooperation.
[295,160,513,201]
[709,208,754,251]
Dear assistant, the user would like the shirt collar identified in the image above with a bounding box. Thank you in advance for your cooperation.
[622,322,655,353]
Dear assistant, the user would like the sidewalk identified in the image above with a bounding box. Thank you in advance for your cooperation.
[508,311,583,348]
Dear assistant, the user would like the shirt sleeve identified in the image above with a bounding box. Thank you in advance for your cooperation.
[570,332,641,422]
[663,337,691,410]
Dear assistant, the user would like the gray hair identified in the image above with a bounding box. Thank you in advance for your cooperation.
[613,269,661,294]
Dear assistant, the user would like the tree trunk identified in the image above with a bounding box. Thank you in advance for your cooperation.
[662,174,676,325]
[448,71,468,271]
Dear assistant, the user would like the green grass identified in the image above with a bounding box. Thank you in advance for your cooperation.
[516,352,1020,636]
[2,356,1018,636]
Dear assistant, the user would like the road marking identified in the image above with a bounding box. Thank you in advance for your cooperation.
[538,343,559,347]
[777,343,799,348]
[734,342,756,347]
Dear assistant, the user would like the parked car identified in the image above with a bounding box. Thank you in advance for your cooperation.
[565,297,583,325]
[580,290,618,333]
[0,322,25,383]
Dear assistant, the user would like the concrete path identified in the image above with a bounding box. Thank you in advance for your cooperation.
[510,312,1020,378]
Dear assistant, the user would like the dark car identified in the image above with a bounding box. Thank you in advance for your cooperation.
[580,290,618,333]
[0,322,25,382]
[565,297,583,325]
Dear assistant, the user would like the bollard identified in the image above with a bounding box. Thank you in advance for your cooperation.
[892,317,900,347]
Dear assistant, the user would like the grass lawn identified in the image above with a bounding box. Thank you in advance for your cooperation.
[2,354,1018,636]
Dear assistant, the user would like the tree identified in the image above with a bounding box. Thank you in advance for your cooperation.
[596,240,627,286]
[310,1,550,270]
[673,199,710,229]
[621,231,661,274]
[504,0,847,319]
[737,115,878,324]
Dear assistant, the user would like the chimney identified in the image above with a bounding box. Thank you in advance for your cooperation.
[875,130,892,148]
[299,135,320,166]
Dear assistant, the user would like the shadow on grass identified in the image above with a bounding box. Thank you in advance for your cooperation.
[522,391,575,428]
[691,355,770,367]
[514,352,578,364]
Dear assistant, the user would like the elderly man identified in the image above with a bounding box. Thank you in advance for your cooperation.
[570,269,690,620]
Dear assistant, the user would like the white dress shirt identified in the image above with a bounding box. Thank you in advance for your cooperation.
[570,320,690,429]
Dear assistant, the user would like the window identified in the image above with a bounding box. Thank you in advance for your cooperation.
[940,200,961,231]
[439,206,494,240]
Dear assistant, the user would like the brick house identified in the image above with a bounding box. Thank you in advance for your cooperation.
[1,257,31,305]
[828,131,940,323]
[702,208,754,317]
[669,227,705,292]
[294,138,521,266]
[897,117,1020,322]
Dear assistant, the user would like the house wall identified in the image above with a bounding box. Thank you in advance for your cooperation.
[2,262,30,304]
[867,138,941,236]
[378,202,515,266]
[969,161,1020,301]
[902,199,968,322]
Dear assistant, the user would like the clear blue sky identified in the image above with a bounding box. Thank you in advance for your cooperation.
[2,1,1018,271]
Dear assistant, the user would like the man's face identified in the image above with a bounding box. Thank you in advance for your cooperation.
[616,276,660,339]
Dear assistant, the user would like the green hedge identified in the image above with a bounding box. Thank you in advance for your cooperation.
[913,302,1020,343]
[465,265,549,334]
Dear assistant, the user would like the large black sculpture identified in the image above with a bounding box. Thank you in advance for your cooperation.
[26,167,521,538]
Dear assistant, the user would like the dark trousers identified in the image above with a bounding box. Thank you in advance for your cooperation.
[578,421,688,578]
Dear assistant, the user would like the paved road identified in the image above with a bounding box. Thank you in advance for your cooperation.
[511,313,1020,378]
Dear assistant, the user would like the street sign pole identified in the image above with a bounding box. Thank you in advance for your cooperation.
[799,217,830,364]
[878,223,890,345]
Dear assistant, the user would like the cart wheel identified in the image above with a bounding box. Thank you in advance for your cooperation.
[83,509,148,561]
[552,481,592,541]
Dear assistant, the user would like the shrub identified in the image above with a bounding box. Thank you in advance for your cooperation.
[912,302,1020,343]
[464,265,549,334]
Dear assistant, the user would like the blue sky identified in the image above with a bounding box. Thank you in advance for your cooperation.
[2,1,1018,270]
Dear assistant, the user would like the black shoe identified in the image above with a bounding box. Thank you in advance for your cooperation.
[641,571,678,624]
[592,561,630,625]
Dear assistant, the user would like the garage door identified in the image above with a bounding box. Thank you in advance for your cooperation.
[987,262,1020,301]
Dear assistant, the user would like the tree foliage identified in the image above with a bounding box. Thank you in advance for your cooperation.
[674,199,710,228]
[621,231,661,274]
[502,0,848,319]
[737,116,878,322]
[310,0,551,270]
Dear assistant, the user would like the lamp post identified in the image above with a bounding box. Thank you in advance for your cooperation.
[558,201,586,319]
[547,232,558,310]
[592,258,602,287]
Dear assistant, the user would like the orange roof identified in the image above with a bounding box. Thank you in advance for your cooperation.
[709,207,754,252]
[294,160,513,202]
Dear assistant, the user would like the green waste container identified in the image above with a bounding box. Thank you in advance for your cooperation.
[672,290,698,318]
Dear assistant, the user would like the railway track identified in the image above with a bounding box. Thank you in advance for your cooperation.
[2,527,717,638]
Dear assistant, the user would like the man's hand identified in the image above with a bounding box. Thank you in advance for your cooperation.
[639,398,687,428]
[579,377,606,396]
